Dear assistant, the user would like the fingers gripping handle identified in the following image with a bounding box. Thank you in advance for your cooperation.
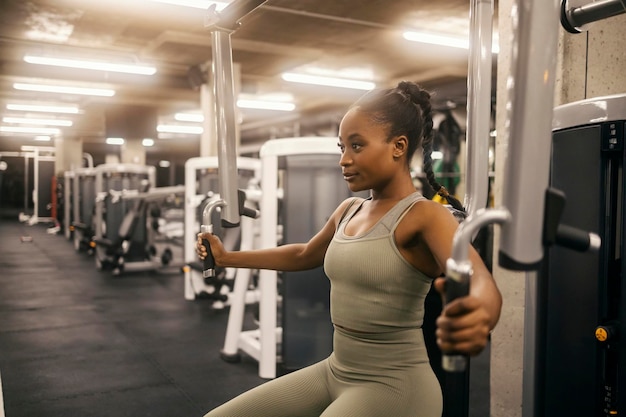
[200,199,226,279]
[442,259,472,372]
[201,227,216,278]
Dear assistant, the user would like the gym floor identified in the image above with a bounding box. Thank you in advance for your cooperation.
[0,213,490,417]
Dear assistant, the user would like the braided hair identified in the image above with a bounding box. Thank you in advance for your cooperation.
[352,81,465,212]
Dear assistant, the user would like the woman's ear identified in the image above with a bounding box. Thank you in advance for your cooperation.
[392,135,409,158]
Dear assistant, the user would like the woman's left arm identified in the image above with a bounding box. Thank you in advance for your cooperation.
[417,201,502,356]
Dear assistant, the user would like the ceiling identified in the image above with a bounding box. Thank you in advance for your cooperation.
[0,0,497,164]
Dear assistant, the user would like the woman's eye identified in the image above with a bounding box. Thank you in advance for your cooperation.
[351,143,362,150]
[337,143,345,152]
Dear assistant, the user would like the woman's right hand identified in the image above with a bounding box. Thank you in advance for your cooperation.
[196,232,226,265]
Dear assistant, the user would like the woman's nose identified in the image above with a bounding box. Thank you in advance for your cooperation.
[339,152,351,166]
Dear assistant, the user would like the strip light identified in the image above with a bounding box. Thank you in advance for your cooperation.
[24,55,157,75]
[237,99,295,111]
[0,126,61,135]
[281,73,375,91]
[175,100,295,122]
[149,0,229,10]
[403,31,500,54]
[3,117,73,127]
[142,138,155,147]
[7,104,80,114]
[175,113,204,122]
[13,83,115,97]
[106,137,125,145]
[157,124,203,134]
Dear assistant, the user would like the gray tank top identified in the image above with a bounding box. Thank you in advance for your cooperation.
[323,192,434,333]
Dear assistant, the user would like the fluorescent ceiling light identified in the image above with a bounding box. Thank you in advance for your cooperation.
[7,104,80,114]
[0,126,61,135]
[3,117,72,127]
[24,55,156,75]
[403,31,500,54]
[149,0,229,10]
[237,99,295,111]
[106,137,125,145]
[142,138,155,147]
[175,100,295,122]
[175,113,204,122]
[281,73,375,91]
[159,160,171,168]
[157,124,203,134]
[35,136,51,141]
[14,83,115,97]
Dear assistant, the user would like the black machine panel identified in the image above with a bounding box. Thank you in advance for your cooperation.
[544,120,625,417]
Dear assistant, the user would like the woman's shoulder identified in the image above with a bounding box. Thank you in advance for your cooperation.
[404,197,461,229]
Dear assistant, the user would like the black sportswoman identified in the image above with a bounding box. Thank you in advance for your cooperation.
[197,80,502,417]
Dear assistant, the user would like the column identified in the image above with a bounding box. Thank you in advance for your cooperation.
[54,135,83,174]
[121,138,146,165]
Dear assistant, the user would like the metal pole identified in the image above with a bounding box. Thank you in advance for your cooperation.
[464,0,494,215]
[205,0,268,227]
[498,0,561,270]
[561,0,626,33]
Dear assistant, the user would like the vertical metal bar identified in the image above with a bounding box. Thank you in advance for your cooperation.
[33,149,39,221]
[522,271,539,417]
[211,30,240,227]
[464,0,493,215]
[200,82,217,158]
[498,0,561,270]
[23,155,29,214]
[259,153,278,379]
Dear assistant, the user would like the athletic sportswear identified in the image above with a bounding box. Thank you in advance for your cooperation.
[204,192,442,417]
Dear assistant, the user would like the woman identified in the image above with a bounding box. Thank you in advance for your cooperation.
[197,81,502,417]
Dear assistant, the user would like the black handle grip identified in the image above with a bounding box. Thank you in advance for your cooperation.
[442,275,470,372]
[556,224,591,252]
[202,238,216,278]
[241,206,259,219]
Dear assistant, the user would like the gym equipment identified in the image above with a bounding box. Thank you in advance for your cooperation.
[183,156,261,303]
[63,170,74,239]
[64,153,94,240]
[92,163,156,275]
[70,167,98,252]
[561,0,626,33]
[526,94,626,417]
[463,0,493,216]
[446,2,618,417]
[103,184,187,275]
[0,146,56,225]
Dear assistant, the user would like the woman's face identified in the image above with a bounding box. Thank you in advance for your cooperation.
[338,108,401,193]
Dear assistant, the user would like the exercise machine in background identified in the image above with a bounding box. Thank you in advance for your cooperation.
[92,163,156,275]
[183,156,261,305]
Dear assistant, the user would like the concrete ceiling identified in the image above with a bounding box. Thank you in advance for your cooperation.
[0,0,498,163]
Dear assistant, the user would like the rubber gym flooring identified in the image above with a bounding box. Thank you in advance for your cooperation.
[0,215,490,417]
[0,217,264,417]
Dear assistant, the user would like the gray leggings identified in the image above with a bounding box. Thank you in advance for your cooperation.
[203,327,443,417]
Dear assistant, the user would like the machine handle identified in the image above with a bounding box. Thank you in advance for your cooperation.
[202,236,216,278]
[556,224,601,252]
[442,265,471,372]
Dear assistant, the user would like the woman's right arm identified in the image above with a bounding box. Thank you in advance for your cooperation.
[197,197,357,272]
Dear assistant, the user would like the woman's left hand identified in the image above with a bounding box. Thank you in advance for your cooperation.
[433,277,492,356]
